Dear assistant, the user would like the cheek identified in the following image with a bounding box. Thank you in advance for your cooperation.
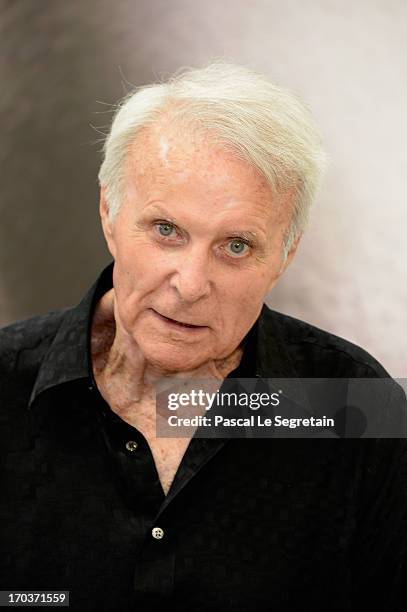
[225,268,272,303]
[113,258,172,322]
[115,237,170,286]
[119,233,176,277]
[220,274,269,326]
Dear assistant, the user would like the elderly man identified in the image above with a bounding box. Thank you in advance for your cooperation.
[1,61,407,611]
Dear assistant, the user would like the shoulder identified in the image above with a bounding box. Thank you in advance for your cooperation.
[262,305,391,378]
[0,309,68,376]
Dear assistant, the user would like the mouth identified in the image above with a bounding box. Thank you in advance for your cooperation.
[152,309,207,331]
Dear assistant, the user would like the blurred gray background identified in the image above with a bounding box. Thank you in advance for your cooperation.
[1,0,406,375]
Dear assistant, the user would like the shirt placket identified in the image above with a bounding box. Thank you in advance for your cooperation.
[92,388,230,604]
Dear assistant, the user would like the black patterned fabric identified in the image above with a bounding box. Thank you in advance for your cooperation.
[1,261,407,611]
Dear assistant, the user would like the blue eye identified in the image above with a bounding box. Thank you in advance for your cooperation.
[227,239,249,257]
[157,222,174,237]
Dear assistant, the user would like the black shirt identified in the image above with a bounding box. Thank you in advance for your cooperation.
[1,261,407,611]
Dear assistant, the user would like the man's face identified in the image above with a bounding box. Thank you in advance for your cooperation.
[100,124,298,372]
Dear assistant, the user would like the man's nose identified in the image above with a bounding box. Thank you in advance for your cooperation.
[169,248,212,303]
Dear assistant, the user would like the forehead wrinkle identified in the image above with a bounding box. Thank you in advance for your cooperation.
[128,173,282,245]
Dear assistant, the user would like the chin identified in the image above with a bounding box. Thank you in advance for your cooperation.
[141,342,208,373]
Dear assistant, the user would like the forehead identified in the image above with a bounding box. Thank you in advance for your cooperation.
[126,122,263,189]
[124,121,291,227]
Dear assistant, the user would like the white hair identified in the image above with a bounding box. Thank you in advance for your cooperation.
[98,60,327,258]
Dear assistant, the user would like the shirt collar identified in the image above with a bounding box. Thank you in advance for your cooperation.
[28,261,299,410]
[28,261,115,409]
[255,304,294,378]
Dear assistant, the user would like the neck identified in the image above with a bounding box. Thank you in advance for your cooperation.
[90,289,244,408]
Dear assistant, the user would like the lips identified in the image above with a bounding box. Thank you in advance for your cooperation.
[152,309,205,329]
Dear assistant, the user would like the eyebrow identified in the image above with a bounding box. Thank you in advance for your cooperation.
[144,203,178,224]
[144,202,264,244]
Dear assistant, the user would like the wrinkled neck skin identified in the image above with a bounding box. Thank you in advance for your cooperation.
[90,289,244,410]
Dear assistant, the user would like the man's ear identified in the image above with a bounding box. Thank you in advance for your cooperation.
[281,232,302,273]
[266,232,302,294]
[99,187,116,259]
